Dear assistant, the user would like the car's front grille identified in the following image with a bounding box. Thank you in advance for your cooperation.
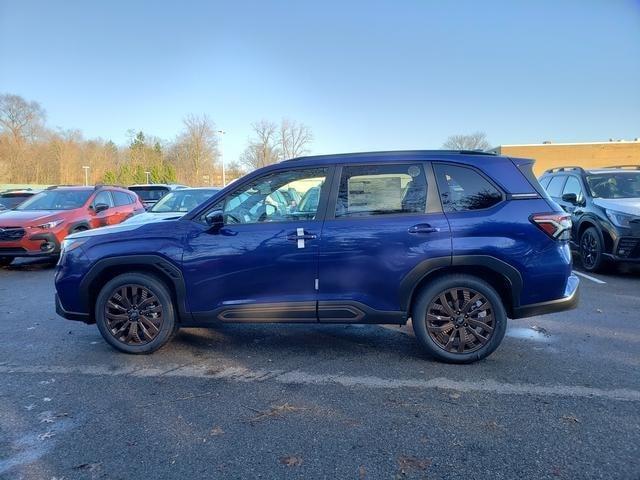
[0,227,26,241]
[617,237,640,259]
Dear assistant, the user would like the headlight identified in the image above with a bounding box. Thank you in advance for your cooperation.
[34,219,64,229]
[605,209,637,228]
[61,238,87,253]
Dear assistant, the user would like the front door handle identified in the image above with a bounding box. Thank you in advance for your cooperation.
[408,224,440,234]
[287,228,317,248]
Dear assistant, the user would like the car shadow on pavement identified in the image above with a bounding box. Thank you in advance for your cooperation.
[4,258,57,271]
[171,323,429,361]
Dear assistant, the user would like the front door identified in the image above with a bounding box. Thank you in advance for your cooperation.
[317,161,451,323]
[182,166,331,322]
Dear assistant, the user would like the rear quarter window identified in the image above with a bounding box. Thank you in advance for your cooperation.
[433,164,503,212]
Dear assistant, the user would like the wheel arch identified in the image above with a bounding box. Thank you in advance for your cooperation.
[577,217,612,254]
[400,255,522,319]
[80,255,190,324]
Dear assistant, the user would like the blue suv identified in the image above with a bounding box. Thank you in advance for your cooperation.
[55,151,579,363]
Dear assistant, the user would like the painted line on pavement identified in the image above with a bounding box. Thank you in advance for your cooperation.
[573,270,606,284]
[0,363,638,402]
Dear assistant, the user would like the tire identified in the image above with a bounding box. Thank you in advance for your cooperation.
[580,226,605,272]
[411,274,507,364]
[0,257,14,267]
[95,272,178,354]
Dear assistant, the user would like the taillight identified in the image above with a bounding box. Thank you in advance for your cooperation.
[530,213,572,241]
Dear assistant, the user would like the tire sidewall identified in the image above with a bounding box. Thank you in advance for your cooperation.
[412,275,507,364]
[580,226,604,272]
[95,272,176,354]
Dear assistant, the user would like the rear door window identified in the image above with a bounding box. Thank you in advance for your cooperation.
[334,164,427,217]
[546,176,567,198]
[562,176,584,203]
[433,164,503,212]
[113,191,133,206]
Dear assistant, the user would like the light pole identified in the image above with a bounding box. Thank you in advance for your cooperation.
[82,166,90,186]
[217,130,226,186]
[145,171,151,184]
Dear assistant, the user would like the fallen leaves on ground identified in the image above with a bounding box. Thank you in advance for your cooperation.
[37,431,55,440]
[397,455,431,475]
[530,325,550,336]
[561,414,580,424]
[279,455,303,467]
[247,403,306,423]
[73,462,102,472]
[358,465,367,479]
[209,426,225,436]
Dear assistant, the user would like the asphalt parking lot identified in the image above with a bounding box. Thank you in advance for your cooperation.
[0,259,639,480]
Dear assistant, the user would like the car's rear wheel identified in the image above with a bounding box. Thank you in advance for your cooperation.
[95,272,177,354]
[411,275,507,364]
[580,227,605,272]
[0,256,14,267]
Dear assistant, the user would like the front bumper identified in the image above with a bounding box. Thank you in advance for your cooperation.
[0,232,61,257]
[55,293,91,323]
[511,274,579,319]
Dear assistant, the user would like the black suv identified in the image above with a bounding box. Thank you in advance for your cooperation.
[539,165,640,271]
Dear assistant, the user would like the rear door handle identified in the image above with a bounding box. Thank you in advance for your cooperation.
[408,224,440,234]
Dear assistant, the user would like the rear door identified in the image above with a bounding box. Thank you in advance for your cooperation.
[317,161,451,322]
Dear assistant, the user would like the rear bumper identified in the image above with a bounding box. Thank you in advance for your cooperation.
[55,293,91,323]
[511,274,579,319]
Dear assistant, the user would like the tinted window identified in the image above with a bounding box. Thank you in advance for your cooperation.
[93,191,114,208]
[129,186,170,202]
[0,193,33,209]
[433,164,502,212]
[546,176,566,198]
[209,168,327,224]
[113,191,133,206]
[562,176,584,202]
[17,190,92,211]
[335,164,426,217]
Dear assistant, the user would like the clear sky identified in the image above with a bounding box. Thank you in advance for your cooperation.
[1,0,639,163]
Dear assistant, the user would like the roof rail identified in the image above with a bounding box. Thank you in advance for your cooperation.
[543,166,586,174]
[605,165,640,170]
[93,183,125,190]
[285,149,497,162]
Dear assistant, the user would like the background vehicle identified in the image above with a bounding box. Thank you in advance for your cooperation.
[0,189,39,210]
[55,151,578,363]
[128,184,188,210]
[0,185,144,266]
[125,187,220,224]
[538,165,640,272]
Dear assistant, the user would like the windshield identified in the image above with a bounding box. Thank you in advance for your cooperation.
[16,189,92,210]
[586,172,640,199]
[0,194,33,209]
[129,187,170,202]
[150,189,219,213]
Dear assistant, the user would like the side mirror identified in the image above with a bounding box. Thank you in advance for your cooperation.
[94,203,109,213]
[561,193,578,205]
[204,209,224,229]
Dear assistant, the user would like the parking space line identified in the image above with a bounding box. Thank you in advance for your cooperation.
[1,363,638,402]
[573,270,606,284]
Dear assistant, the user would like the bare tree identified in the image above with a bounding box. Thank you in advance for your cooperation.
[173,114,219,183]
[278,119,313,160]
[240,120,280,170]
[0,93,46,143]
[442,132,491,151]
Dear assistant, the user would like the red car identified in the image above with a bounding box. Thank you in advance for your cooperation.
[0,185,144,266]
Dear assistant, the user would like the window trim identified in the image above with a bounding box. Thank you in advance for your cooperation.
[432,162,506,214]
[561,174,585,201]
[325,161,432,221]
[196,165,336,226]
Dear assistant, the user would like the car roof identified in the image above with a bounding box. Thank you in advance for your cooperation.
[128,184,188,188]
[286,150,498,165]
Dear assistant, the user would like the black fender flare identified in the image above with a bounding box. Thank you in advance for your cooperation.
[67,221,91,235]
[79,254,190,322]
[399,255,523,312]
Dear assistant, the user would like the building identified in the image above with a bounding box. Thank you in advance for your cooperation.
[491,139,640,175]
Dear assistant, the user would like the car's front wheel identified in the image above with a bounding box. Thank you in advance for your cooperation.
[0,256,14,267]
[580,226,605,272]
[95,272,178,354]
[411,275,507,364]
